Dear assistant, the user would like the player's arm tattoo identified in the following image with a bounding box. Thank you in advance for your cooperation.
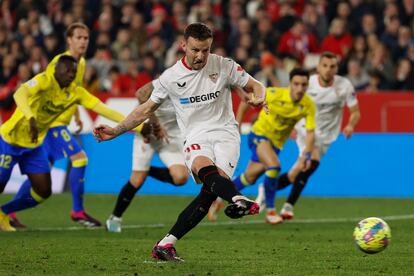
[135,82,154,103]
[113,100,160,136]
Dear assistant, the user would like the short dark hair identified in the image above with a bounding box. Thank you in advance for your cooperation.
[57,55,77,65]
[320,51,338,60]
[66,22,89,38]
[289,68,309,80]
[184,23,213,41]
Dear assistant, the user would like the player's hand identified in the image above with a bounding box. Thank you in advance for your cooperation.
[153,122,170,144]
[93,124,117,142]
[343,125,354,139]
[75,118,83,134]
[140,122,152,143]
[247,94,269,114]
[301,152,312,171]
[29,117,38,143]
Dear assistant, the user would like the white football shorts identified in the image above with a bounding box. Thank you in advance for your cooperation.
[184,129,241,183]
[132,134,185,171]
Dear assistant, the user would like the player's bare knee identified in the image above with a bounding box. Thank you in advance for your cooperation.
[169,166,188,185]
[129,171,147,188]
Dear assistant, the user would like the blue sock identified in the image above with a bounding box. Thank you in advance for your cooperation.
[263,167,280,209]
[233,173,251,191]
[1,188,44,214]
[70,160,87,212]
[13,179,32,200]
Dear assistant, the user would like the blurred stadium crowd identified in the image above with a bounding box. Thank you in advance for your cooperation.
[0,0,414,111]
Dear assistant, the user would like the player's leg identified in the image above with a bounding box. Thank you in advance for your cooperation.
[157,136,188,186]
[255,139,283,224]
[0,140,21,231]
[282,145,322,219]
[0,145,51,231]
[152,186,217,262]
[208,161,265,221]
[107,134,154,232]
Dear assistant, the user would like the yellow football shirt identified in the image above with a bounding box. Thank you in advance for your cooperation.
[46,51,86,127]
[0,71,99,148]
[252,87,316,149]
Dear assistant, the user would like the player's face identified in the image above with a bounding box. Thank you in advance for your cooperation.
[55,61,77,87]
[317,57,338,83]
[289,75,309,102]
[67,28,89,56]
[182,37,213,70]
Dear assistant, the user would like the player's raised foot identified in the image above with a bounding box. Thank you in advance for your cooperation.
[280,203,294,220]
[207,198,225,222]
[265,209,283,225]
[255,184,266,213]
[0,211,16,232]
[106,215,122,233]
[224,195,260,219]
[71,210,102,228]
[152,241,184,262]
[9,212,27,229]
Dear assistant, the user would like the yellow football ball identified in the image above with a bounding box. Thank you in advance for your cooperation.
[353,217,391,254]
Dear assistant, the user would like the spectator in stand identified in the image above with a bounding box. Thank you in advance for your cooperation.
[364,69,389,93]
[111,28,138,60]
[359,13,378,36]
[165,33,184,68]
[395,26,413,61]
[88,45,113,87]
[119,1,136,28]
[399,0,414,26]
[364,42,395,83]
[346,58,369,90]
[302,2,328,42]
[320,18,352,59]
[254,52,281,87]
[277,18,318,63]
[8,40,25,65]
[83,64,100,94]
[144,33,166,71]
[407,40,414,63]
[0,55,16,85]
[26,45,48,75]
[146,4,173,48]
[393,57,414,90]
[335,1,352,31]
[252,15,280,56]
[129,12,148,57]
[43,33,61,60]
[381,16,401,63]
[0,63,31,111]
[171,0,188,32]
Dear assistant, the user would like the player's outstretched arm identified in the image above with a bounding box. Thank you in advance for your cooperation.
[93,99,160,142]
[135,82,154,103]
[343,104,361,139]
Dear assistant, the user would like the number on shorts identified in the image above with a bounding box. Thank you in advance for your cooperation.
[60,129,71,142]
[0,154,12,169]
[185,144,201,153]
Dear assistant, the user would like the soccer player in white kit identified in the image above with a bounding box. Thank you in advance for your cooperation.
[93,23,267,261]
[106,89,188,233]
[276,52,361,219]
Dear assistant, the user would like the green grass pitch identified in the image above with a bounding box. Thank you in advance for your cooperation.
[0,194,413,275]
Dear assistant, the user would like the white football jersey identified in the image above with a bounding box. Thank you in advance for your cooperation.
[296,74,357,143]
[151,54,250,141]
[154,97,181,137]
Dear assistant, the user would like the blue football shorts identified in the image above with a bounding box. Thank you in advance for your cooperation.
[247,132,281,163]
[43,126,83,162]
[0,135,50,183]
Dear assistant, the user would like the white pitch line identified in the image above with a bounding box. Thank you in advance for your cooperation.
[19,213,414,232]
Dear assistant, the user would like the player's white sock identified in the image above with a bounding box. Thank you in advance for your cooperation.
[282,202,293,213]
[159,234,178,246]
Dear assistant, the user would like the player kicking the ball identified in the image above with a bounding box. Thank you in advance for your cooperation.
[93,23,266,261]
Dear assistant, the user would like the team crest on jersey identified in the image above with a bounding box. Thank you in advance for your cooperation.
[209,73,218,83]
[177,82,186,88]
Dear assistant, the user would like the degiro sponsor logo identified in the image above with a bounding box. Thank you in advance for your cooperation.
[180,91,221,105]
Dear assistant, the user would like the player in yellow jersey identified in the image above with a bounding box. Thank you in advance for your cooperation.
[0,56,142,232]
[208,68,316,224]
[8,23,103,228]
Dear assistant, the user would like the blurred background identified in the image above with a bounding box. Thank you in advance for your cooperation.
[0,0,413,197]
